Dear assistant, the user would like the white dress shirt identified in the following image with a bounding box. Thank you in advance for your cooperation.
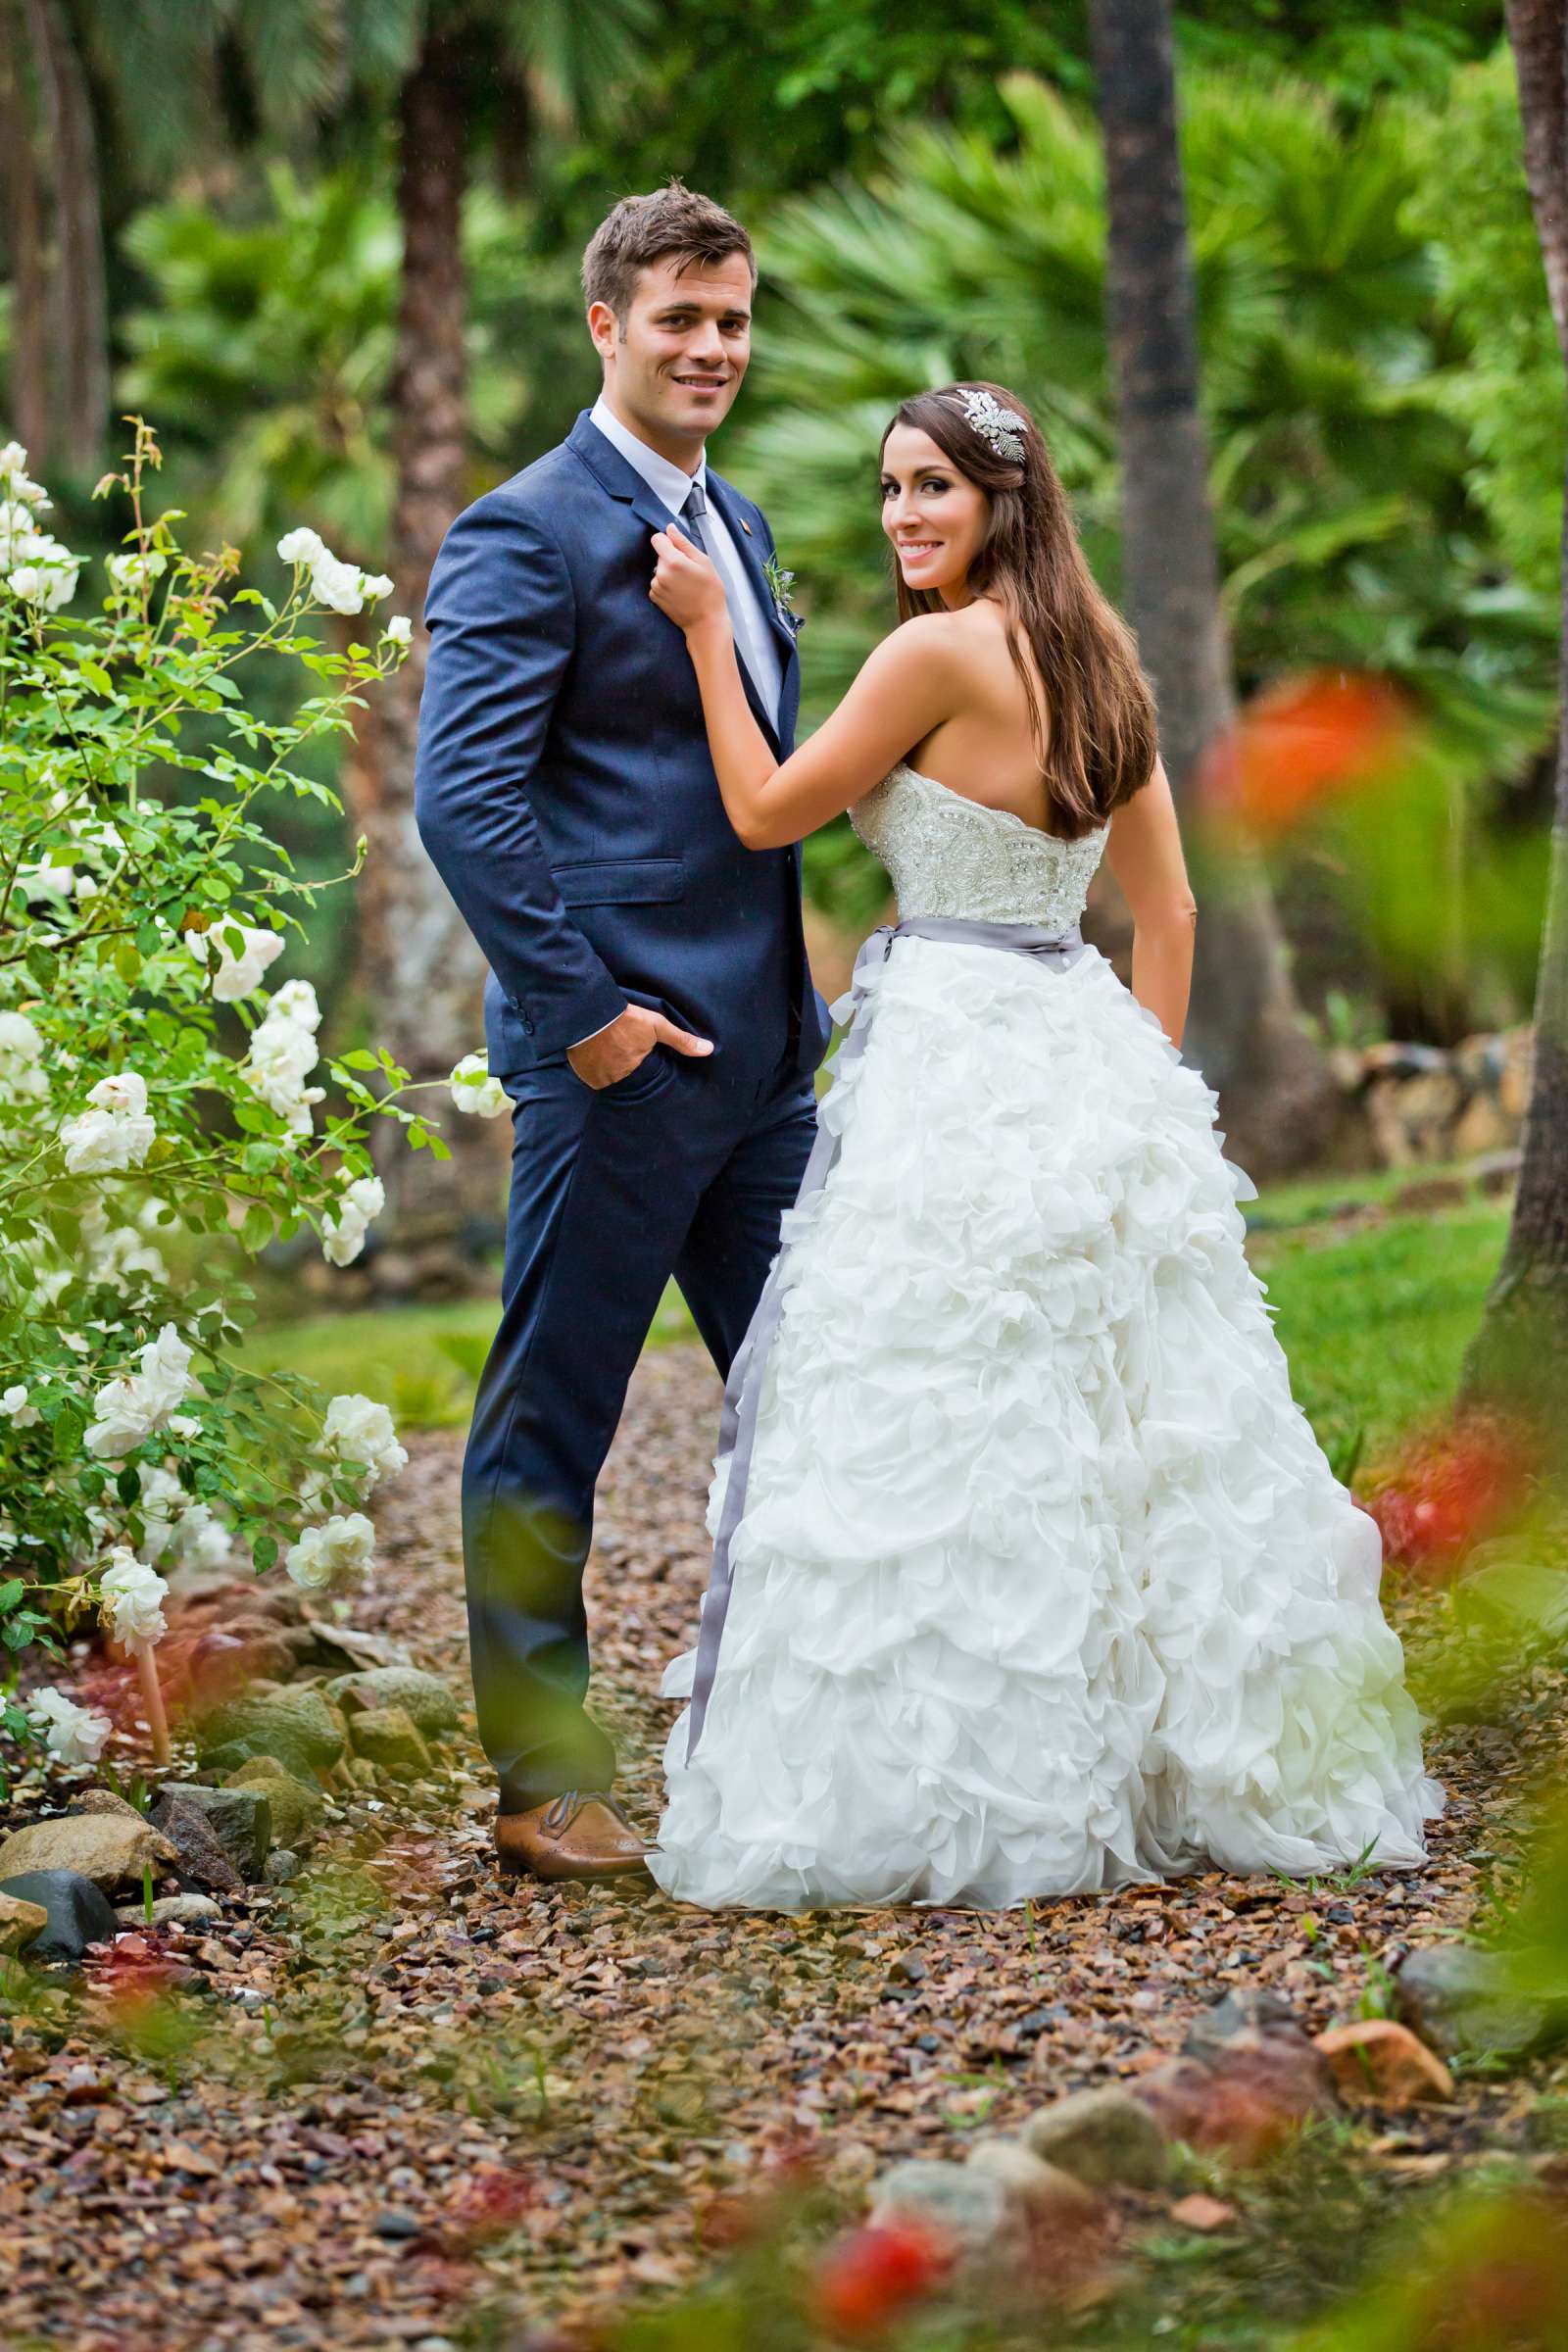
[569,397,786,1054]
[589,394,783,725]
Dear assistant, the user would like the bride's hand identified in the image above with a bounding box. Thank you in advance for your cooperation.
[649,522,729,640]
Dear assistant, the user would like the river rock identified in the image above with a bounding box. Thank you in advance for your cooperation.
[348,1704,432,1778]
[1022,2086,1170,2190]
[222,1758,324,1849]
[0,1889,48,1954]
[1182,1988,1302,2057]
[1135,2034,1336,2167]
[290,1620,414,1675]
[1395,1942,1561,2059]
[143,1790,243,1893]
[868,2159,1010,2253]
[324,1667,459,1740]
[152,1783,272,1878]
[114,1892,223,1930]
[1313,2019,1455,2104]
[964,2136,1101,2221]
[0,1870,120,1962]
[0,1812,178,1895]
[194,1686,347,1778]
[74,1788,146,1821]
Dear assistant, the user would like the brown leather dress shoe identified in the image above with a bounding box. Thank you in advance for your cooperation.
[494,1789,651,1884]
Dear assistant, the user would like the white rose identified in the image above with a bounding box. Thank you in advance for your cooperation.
[60,1068,155,1173]
[382,614,413,647]
[26,1685,112,1766]
[360,571,394,602]
[9,532,79,610]
[320,1170,384,1268]
[85,1322,193,1458]
[448,1051,509,1119]
[267,979,320,1032]
[0,1384,39,1428]
[0,498,41,568]
[106,549,167,595]
[98,1545,169,1644]
[0,1010,46,1103]
[170,1500,232,1571]
[190,920,285,1004]
[277,526,327,567]
[243,992,324,1134]
[321,1393,408,1492]
[285,1510,375,1591]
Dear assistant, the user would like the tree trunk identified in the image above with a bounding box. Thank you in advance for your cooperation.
[1464,0,1568,1434]
[20,0,108,472]
[1088,0,1339,1176]
[343,25,506,1283]
[0,8,50,463]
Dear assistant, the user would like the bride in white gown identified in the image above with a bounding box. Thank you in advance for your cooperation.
[644,380,1441,1912]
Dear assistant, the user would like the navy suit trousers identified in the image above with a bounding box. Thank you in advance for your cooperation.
[463,1045,817,1809]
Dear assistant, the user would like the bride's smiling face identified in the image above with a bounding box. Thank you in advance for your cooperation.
[880,425,990,601]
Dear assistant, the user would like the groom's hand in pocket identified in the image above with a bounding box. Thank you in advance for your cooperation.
[566,1003,714,1090]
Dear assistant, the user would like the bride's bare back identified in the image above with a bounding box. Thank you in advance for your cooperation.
[901,598,1058,833]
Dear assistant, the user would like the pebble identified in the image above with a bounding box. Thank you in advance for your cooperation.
[372,2209,425,2240]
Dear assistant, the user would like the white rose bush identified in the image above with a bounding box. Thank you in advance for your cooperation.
[0,421,455,1782]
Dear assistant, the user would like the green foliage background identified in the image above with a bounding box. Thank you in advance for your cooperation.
[5,0,1558,1047]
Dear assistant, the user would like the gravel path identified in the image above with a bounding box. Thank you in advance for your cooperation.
[1,1346,1557,2350]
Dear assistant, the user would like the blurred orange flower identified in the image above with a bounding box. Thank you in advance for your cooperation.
[1200,670,1413,838]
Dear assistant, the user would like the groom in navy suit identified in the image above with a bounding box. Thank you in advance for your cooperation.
[415,182,829,1883]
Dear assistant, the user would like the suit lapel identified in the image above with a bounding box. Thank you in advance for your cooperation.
[567,414,790,757]
[706,471,802,675]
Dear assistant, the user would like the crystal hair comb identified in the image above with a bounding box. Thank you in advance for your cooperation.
[955,388,1027,465]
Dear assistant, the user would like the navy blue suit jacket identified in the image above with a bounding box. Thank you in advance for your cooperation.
[415,411,832,1083]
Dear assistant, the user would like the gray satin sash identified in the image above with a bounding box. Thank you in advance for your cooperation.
[683,910,1090,1759]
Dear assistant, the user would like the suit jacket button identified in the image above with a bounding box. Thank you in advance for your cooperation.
[522,1019,535,1035]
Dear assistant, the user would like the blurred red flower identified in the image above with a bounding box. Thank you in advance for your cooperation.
[809,2219,951,2338]
[1364,1416,1534,1578]
[1200,670,1412,838]
[85,1936,192,2027]
[440,2163,536,2252]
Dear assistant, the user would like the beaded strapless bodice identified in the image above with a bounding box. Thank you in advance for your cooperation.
[850,762,1109,929]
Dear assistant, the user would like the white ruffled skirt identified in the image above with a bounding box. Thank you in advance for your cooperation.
[651,937,1442,1912]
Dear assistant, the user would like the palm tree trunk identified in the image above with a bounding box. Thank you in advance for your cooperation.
[343,24,506,1279]
[1464,0,1568,1433]
[20,0,108,471]
[0,9,50,463]
[1088,0,1339,1176]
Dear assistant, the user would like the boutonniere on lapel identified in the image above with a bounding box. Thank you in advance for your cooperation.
[762,549,805,635]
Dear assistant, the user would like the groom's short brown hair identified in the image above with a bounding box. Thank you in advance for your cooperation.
[581,179,756,323]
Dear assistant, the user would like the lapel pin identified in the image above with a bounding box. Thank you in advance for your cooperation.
[740,518,752,536]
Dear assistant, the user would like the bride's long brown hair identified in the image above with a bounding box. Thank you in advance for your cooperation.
[883,382,1158,840]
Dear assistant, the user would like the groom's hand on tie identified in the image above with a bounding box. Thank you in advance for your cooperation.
[566,1002,713,1090]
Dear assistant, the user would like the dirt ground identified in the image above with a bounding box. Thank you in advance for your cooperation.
[1,1347,1559,2351]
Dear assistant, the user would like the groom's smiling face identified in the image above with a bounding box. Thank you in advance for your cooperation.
[589,253,754,465]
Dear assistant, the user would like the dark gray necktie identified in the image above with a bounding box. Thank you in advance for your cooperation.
[677,479,710,555]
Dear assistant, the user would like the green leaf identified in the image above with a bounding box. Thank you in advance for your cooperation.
[252,1534,277,1571]
[239,1201,273,1252]
[117,1464,142,1508]
[79,660,115,697]
[53,1405,87,1461]
[336,1050,380,1071]
[0,1579,24,1614]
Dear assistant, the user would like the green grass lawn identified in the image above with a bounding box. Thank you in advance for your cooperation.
[240,1174,1510,1471]
[1255,1201,1506,1469]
